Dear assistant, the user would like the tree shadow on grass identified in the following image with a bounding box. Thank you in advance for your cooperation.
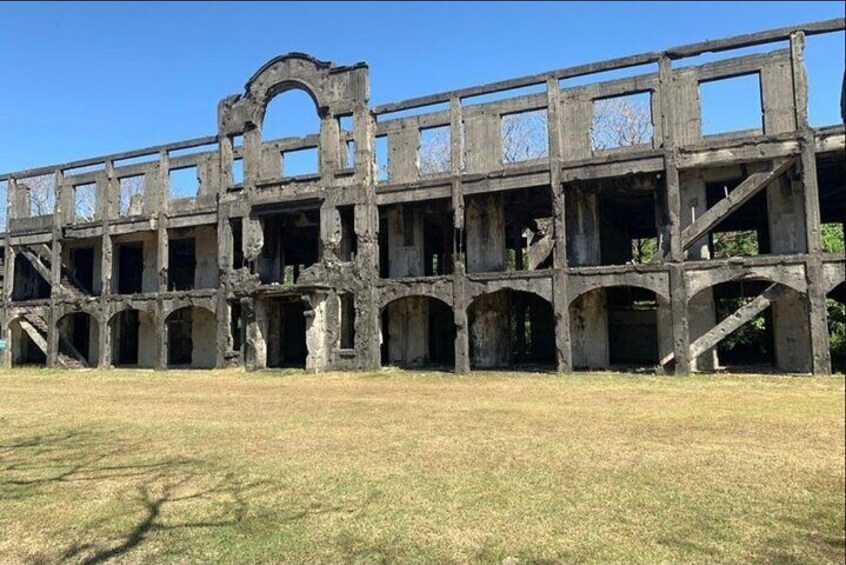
[0,429,264,564]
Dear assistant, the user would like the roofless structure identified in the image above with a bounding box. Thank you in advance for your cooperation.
[1,18,844,373]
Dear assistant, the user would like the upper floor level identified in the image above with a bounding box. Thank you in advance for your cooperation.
[0,18,842,237]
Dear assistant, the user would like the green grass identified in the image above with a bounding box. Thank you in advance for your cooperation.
[0,368,843,564]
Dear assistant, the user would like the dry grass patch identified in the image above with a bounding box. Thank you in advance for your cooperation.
[0,368,843,564]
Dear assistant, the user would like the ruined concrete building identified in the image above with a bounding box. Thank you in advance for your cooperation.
[1,18,844,374]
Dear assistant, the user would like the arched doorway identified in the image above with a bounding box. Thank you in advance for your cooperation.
[569,286,664,370]
[687,279,811,373]
[56,312,100,368]
[380,296,455,369]
[467,289,555,370]
[165,306,216,369]
[109,309,156,368]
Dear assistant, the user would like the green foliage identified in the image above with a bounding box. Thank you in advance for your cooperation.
[712,230,758,258]
[631,238,657,264]
[821,223,845,254]
[717,298,768,357]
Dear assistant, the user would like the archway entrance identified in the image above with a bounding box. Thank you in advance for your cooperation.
[57,312,100,368]
[569,286,663,370]
[467,289,554,370]
[380,296,455,369]
[165,306,216,369]
[110,309,156,368]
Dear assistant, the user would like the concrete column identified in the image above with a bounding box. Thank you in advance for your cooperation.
[98,313,111,369]
[688,289,717,371]
[656,296,676,371]
[449,97,470,374]
[569,290,608,369]
[465,194,506,273]
[47,308,59,367]
[304,292,329,372]
[772,289,812,372]
[243,297,267,371]
[155,304,167,370]
[387,297,429,365]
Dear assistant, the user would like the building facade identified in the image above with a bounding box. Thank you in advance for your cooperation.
[1,19,844,373]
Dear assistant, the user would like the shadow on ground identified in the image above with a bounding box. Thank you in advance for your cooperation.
[1,429,263,564]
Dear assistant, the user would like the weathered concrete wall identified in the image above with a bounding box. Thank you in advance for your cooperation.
[191,307,217,369]
[570,290,608,369]
[466,195,506,273]
[387,297,429,365]
[386,206,424,277]
[469,292,511,368]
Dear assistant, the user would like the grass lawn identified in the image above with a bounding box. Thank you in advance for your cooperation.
[0,368,843,564]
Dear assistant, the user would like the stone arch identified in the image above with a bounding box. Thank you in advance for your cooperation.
[467,289,555,370]
[377,281,453,312]
[689,278,813,373]
[569,285,668,370]
[467,279,552,305]
[109,308,156,368]
[685,264,807,303]
[164,306,217,369]
[380,294,455,369]
[567,278,670,308]
[56,311,100,367]
[161,300,216,322]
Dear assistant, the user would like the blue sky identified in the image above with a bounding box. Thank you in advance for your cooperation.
[0,1,843,174]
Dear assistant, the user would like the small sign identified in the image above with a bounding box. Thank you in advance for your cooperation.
[0,340,6,350]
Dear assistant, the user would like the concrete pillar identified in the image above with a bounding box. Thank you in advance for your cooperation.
[565,186,600,266]
[767,174,812,372]
[466,194,506,273]
[387,297,429,365]
[688,289,717,371]
[569,290,608,369]
[244,297,267,371]
[155,305,167,370]
[304,292,329,372]
[98,313,111,369]
[656,296,676,371]
[772,290,812,372]
[469,291,511,368]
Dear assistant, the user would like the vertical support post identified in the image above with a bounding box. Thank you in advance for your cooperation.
[50,170,64,291]
[547,75,572,373]
[155,304,168,370]
[357,103,381,370]
[450,95,470,373]
[791,31,831,374]
[659,56,690,374]
[157,150,170,293]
